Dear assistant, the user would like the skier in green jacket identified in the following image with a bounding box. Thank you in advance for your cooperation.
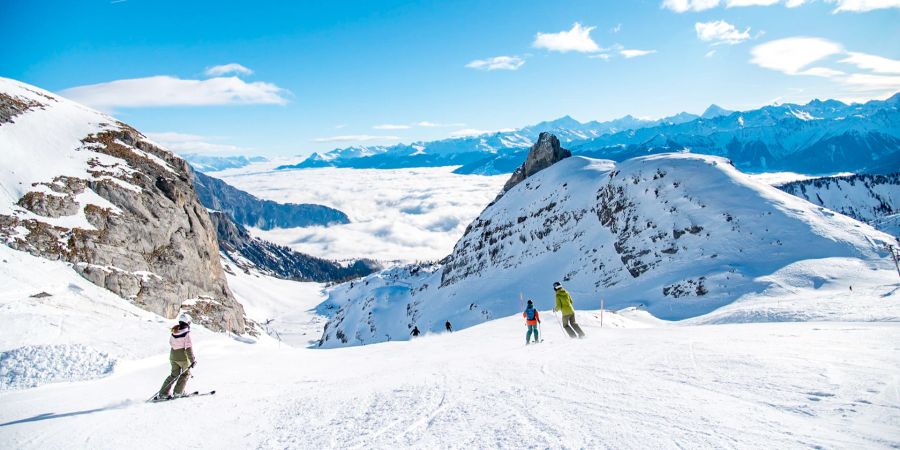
[553,282,585,338]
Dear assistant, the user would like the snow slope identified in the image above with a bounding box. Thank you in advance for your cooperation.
[320,154,896,347]
[1,306,898,448]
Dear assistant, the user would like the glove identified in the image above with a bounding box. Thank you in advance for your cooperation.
[190,360,197,369]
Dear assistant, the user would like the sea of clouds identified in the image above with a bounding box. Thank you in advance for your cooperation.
[214,164,507,262]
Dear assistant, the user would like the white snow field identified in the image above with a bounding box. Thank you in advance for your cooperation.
[2,243,900,449]
[212,164,508,262]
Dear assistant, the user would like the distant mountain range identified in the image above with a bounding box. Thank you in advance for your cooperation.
[278,94,899,176]
[182,154,268,173]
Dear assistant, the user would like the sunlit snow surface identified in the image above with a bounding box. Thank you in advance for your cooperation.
[212,163,507,262]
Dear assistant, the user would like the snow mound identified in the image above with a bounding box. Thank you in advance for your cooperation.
[1,344,115,390]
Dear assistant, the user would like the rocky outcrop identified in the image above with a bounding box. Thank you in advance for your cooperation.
[501,132,571,195]
[0,79,249,333]
[193,170,349,230]
[210,211,379,282]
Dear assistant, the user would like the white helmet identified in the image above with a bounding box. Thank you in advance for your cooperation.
[177,313,193,324]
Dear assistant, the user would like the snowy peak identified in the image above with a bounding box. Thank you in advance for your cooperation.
[501,132,571,194]
[701,104,733,119]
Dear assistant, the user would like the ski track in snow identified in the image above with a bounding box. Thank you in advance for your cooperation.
[1,314,899,449]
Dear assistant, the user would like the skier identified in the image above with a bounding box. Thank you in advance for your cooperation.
[155,313,197,400]
[445,320,452,332]
[411,326,421,337]
[523,299,541,345]
[553,282,585,339]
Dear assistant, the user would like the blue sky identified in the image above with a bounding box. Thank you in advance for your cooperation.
[2,0,898,157]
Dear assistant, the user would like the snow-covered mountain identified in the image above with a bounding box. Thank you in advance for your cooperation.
[318,137,894,347]
[0,77,249,333]
[282,94,899,176]
[777,172,900,236]
[278,111,701,173]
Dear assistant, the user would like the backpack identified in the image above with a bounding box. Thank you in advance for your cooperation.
[525,307,536,321]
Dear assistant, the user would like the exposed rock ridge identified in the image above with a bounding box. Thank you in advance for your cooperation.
[501,132,571,195]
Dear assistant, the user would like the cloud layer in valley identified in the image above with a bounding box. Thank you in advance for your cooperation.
[213,166,508,262]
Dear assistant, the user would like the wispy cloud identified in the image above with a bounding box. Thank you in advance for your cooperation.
[313,135,401,143]
[620,49,657,58]
[448,128,515,137]
[610,23,622,33]
[695,20,751,45]
[60,75,289,110]
[416,121,466,128]
[840,52,900,73]
[145,131,249,155]
[664,0,895,11]
[204,63,254,77]
[466,55,525,71]
[826,0,900,12]
[373,124,412,130]
[750,37,844,76]
[533,23,601,53]
[750,36,900,100]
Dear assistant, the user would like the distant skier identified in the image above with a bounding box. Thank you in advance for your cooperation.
[523,299,541,345]
[155,313,197,400]
[411,326,421,337]
[445,320,452,332]
[553,282,585,339]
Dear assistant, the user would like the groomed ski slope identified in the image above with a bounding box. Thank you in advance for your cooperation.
[2,276,899,449]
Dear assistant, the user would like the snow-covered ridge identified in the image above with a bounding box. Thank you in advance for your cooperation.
[319,152,896,347]
[776,172,900,236]
[0,77,249,333]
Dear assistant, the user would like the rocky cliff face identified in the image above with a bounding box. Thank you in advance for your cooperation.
[0,78,249,333]
[501,132,571,194]
[193,170,349,229]
[210,210,379,282]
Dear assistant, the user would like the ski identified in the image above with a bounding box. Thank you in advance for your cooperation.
[149,390,216,403]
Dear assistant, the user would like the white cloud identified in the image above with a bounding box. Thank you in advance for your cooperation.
[662,0,721,12]
[204,63,254,77]
[663,0,814,10]
[60,75,289,110]
[840,52,900,74]
[223,167,508,262]
[416,121,466,128]
[610,23,622,33]
[589,53,612,61]
[751,36,900,101]
[145,132,248,155]
[827,0,900,12]
[465,55,525,71]
[620,49,657,58]
[448,128,515,137]
[313,135,401,143]
[533,23,601,53]
[749,37,843,75]
[373,124,411,130]
[705,49,718,58]
[695,20,751,45]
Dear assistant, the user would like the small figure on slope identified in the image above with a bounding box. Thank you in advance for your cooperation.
[553,282,585,339]
[523,299,541,345]
[445,320,453,332]
[156,313,198,400]
[411,326,421,337]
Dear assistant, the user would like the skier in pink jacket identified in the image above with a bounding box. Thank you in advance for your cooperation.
[155,313,198,400]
